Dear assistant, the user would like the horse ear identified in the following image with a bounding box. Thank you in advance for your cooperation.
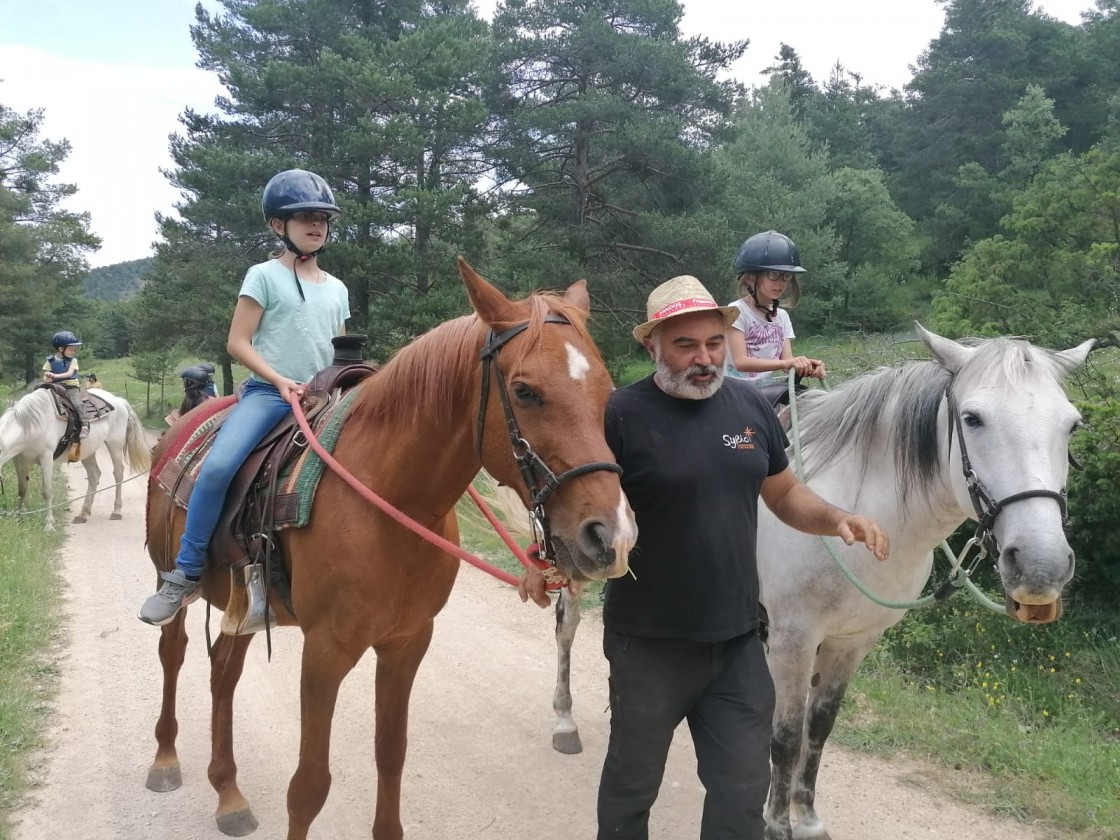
[457,257,518,324]
[1054,338,1096,373]
[563,279,591,314]
[915,322,973,373]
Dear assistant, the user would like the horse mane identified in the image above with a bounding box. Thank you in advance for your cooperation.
[796,336,1070,512]
[350,291,598,428]
[3,390,54,436]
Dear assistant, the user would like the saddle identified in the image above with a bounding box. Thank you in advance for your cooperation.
[154,361,377,627]
[37,383,115,460]
[755,377,807,411]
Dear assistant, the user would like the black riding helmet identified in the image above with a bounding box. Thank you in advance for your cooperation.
[180,365,211,387]
[732,230,805,318]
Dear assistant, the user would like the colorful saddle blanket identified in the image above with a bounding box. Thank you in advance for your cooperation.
[153,388,360,531]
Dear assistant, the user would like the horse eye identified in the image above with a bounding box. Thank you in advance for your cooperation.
[962,413,982,428]
[512,383,540,405]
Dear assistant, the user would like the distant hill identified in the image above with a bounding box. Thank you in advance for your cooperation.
[83,257,154,301]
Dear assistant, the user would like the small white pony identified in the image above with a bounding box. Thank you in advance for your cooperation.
[0,387,151,529]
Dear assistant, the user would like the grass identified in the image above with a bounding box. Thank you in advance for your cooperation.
[0,462,65,840]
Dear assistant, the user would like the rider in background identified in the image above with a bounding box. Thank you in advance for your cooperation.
[138,168,351,626]
[42,331,88,439]
[199,362,218,398]
[725,230,826,384]
[179,365,215,415]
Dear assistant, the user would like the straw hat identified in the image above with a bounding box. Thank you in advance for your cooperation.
[632,275,739,342]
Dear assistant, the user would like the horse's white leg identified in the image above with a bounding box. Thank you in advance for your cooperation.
[107,441,126,519]
[787,635,881,840]
[37,452,56,531]
[14,453,31,512]
[552,584,583,754]
[763,624,817,840]
[73,453,100,524]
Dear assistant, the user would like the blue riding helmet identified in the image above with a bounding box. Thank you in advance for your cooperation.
[261,169,341,223]
[51,330,82,349]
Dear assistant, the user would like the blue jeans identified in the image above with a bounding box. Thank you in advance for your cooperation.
[175,378,292,577]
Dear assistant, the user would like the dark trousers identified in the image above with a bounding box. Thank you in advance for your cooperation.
[597,630,775,840]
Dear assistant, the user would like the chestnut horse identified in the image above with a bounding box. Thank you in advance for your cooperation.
[143,258,637,840]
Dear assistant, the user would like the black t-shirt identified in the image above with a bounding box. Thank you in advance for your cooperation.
[603,375,789,642]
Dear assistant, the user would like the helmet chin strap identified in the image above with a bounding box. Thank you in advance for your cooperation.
[278,219,330,302]
[749,286,778,321]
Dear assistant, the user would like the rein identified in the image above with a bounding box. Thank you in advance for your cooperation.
[287,392,547,587]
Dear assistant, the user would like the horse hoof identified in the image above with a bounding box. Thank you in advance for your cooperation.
[552,730,583,754]
[110,513,123,520]
[216,806,259,836]
[71,515,87,524]
[145,764,182,792]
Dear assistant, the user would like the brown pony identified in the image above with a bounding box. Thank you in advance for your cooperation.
[143,258,637,840]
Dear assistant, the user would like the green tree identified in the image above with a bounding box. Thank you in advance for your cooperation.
[487,0,746,328]
[145,0,497,363]
[0,103,99,382]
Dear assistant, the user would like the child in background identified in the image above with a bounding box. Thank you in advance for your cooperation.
[42,331,88,438]
[725,230,825,384]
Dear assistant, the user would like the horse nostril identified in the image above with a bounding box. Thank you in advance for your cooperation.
[578,520,614,566]
[1003,546,1020,571]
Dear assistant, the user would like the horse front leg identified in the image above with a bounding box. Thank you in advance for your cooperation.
[286,628,368,840]
[552,584,583,754]
[763,626,816,840]
[14,454,30,513]
[788,636,880,840]
[72,453,100,523]
[370,621,435,840]
[146,611,190,792]
[209,632,258,836]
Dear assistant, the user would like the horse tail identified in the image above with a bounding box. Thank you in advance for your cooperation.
[473,470,534,543]
[124,402,152,472]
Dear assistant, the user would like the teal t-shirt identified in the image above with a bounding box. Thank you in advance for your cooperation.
[238,259,351,383]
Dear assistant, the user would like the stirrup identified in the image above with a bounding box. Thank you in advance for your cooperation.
[220,563,274,636]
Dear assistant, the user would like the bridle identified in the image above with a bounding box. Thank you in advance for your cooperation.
[477,314,622,563]
[946,385,1068,564]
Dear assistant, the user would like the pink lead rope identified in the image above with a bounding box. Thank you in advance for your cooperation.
[287,392,565,590]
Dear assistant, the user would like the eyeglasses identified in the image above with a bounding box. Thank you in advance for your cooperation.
[292,211,332,224]
[762,269,795,282]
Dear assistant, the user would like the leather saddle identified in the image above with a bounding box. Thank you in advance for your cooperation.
[168,361,378,612]
[37,383,115,459]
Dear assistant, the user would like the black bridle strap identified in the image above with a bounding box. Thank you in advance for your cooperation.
[476,314,622,561]
[946,388,1068,559]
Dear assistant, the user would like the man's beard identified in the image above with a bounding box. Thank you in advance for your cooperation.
[654,353,724,400]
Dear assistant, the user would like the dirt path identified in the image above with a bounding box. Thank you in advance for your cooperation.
[12,458,1053,840]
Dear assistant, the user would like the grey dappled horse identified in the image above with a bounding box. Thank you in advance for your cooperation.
[542,325,1093,840]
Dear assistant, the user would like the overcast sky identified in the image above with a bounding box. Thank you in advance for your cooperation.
[0,0,1096,268]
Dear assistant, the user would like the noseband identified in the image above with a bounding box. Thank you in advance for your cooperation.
[477,314,622,563]
[946,386,1068,562]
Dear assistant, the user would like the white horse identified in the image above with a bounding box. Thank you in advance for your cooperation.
[538,326,1094,838]
[0,387,151,529]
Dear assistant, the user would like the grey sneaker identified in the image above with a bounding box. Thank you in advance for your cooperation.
[138,569,202,626]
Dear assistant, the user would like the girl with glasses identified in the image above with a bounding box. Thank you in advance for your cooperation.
[725,230,826,384]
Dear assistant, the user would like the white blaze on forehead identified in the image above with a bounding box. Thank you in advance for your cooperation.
[565,342,591,382]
